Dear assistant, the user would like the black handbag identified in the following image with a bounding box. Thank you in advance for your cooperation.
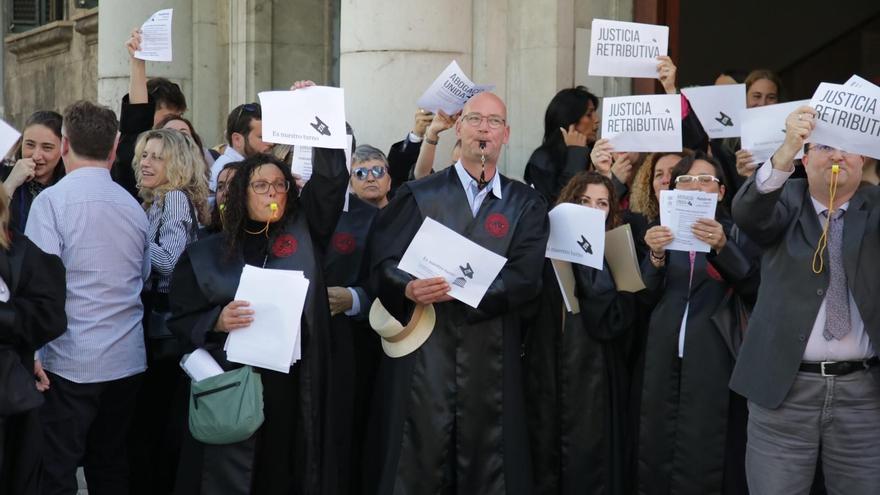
[0,346,43,416]
[144,196,198,361]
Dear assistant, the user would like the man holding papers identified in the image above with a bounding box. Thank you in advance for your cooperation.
[366,92,549,495]
[168,89,348,493]
[731,105,880,494]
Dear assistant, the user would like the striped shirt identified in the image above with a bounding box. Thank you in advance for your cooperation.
[147,190,197,293]
[25,166,150,383]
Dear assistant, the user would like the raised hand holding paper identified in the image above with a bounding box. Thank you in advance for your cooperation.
[545,203,606,270]
[810,82,880,159]
[601,94,682,152]
[417,61,495,115]
[740,100,809,164]
[397,217,507,309]
[259,86,347,149]
[681,84,745,139]
[659,190,717,253]
[588,19,668,78]
[134,9,173,62]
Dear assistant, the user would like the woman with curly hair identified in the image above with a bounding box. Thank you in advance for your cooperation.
[168,145,348,493]
[526,171,643,495]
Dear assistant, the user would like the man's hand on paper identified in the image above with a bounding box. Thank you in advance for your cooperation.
[405,277,453,305]
[691,218,726,252]
[327,287,353,316]
[426,110,458,142]
[413,109,434,138]
[735,149,757,177]
[216,300,254,332]
[125,28,143,60]
[772,105,816,171]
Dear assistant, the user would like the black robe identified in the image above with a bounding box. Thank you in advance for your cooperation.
[365,166,549,494]
[322,194,380,495]
[637,216,759,495]
[526,256,641,495]
[0,234,67,495]
[0,166,64,234]
[168,147,347,495]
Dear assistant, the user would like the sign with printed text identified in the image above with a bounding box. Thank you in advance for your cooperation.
[810,82,880,159]
[259,87,347,149]
[600,94,682,152]
[546,203,606,270]
[134,9,173,62]
[417,61,495,115]
[681,84,745,139]
[587,19,668,78]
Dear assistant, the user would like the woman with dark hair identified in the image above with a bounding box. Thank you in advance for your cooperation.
[638,151,759,495]
[0,111,65,233]
[524,86,599,204]
[0,184,67,495]
[168,145,347,493]
[526,171,642,495]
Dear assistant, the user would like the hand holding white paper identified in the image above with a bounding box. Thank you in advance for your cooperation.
[601,94,682,152]
[587,19,669,78]
[134,9,173,62]
[681,84,745,139]
[740,100,810,164]
[416,61,495,115]
[810,82,880,159]
[659,190,718,253]
[260,87,347,149]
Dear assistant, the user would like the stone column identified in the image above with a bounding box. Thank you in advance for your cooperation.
[96,0,193,115]
[227,0,272,109]
[340,0,473,164]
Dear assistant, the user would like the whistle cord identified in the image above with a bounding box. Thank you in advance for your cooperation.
[812,166,840,274]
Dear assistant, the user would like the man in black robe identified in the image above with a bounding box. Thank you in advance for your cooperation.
[366,92,549,494]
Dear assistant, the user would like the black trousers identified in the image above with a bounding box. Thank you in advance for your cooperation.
[39,371,143,495]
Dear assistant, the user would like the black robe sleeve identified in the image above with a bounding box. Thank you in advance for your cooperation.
[574,262,637,341]
[298,147,349,253]
[524,146,589,204]
[0,240,66,350]
[168,251,223,348]
[387,138,421,193]
[112,94,156,198]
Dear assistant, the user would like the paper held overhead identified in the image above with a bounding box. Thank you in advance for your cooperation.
[416,61,495,115]
[260,87,348,149]
[134,9,173,62]
[681,84,746,139]
[587,19,669,79]
[740,100,809,164]
[601,94,682,152]
[809,81,880,159]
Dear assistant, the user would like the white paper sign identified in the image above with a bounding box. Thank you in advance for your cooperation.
[810,82,880,159]
[416,61,495,115]
[587,19,668,78]
[224,266,309,373]
[681,84,745,139]
[291,145,313,182]
[134,9,173,62]
[259,87,347,149]
[545,203,606,270]
[844,74,879,90]
[659,190,718,253]
[740,100,810,164]
[601,94,682,152]
[0,119,21,159]
[397,217,507,309]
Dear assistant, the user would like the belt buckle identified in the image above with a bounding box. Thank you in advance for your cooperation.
[820,361,834,377]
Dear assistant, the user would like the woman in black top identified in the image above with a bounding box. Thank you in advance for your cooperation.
[0,111,65,233]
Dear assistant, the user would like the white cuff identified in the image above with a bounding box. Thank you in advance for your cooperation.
[407,132,424,144]
[344,287,361,316]
[755,161,794,194]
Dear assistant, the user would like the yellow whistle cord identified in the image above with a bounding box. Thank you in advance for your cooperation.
[812,165,840,274]
[244,203,278,237]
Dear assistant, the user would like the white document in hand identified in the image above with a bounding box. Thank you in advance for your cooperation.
[135,9,173,62]
[416,61,495,115]
[601,94,682,152]
[587,19,669,78]
[224,266,309,373]
[0,119,21,159]
[740,100,809,164]
[259,87,347,149]
[397,217,507,309]
[659,190,718,253]
[546,203,606,270]
[681,84,745,139]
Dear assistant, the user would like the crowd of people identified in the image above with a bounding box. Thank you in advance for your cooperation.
[0,25,878,495]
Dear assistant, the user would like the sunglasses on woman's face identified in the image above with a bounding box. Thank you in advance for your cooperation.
[351,165,387,181]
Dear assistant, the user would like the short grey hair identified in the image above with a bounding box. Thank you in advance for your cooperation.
[352,144,388,167]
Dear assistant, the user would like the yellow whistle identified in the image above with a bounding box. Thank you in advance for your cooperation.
[270,202,279,218]
[218,203,225,211]
[832,164,840,174]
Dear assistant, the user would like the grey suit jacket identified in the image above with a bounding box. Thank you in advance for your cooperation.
[730,175,880,408]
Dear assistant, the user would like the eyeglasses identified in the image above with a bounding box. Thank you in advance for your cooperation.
[231,103,259,134]
[462,113,506,129]
[249,180,290,195]
[351,165,387,181]
[675,174,720,185]
[810,144,857,157]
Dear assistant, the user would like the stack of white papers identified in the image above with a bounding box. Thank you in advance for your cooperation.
[659,190,718,253]
[224,265,310,373]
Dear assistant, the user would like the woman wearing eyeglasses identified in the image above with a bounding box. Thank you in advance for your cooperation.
[526,171,642,495]
[637,151,760,495]
[168,145,348,493]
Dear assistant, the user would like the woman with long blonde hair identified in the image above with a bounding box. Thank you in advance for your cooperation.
[129,128,209,493]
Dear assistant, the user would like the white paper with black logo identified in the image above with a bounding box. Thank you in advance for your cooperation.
[659,190,717,253]
[587,19,668,78]
[740,100,809,164]
[681,84,745,139]
[810,82,880,159]
[397,217,507,309]
[545,203,606,270]
[259,87,347,149]
[601,94,682,152]
[416,61,495,115]
[844,75,879,91]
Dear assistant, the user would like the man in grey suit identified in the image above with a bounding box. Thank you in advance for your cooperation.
[731,104,880,494]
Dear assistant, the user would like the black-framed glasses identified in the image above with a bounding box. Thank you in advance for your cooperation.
[462,113,506,129]
[249,180,290,194]
[351,165,387,181]
[231,103,259,134]
[675,174,720,184]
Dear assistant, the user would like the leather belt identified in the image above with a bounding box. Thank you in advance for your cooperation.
[799,357,879,377]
